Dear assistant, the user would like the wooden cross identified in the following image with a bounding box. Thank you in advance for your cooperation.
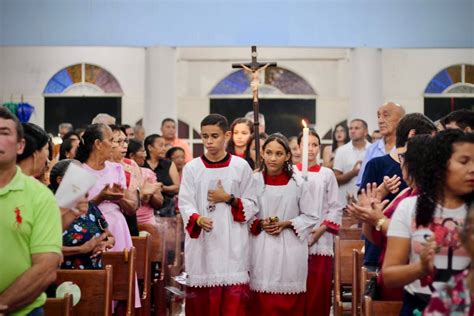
[232,46,277,169]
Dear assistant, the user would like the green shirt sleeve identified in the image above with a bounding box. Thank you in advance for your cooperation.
[29,186,62,255]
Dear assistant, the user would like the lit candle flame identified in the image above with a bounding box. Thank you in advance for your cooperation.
[301,120,307,128]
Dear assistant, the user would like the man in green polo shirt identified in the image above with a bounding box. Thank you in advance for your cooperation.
[0,107,62,315]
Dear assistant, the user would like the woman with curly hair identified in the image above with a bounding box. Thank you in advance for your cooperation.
[382,129,474,315]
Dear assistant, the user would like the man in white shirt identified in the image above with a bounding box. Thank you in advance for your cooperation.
[333,119,370,206]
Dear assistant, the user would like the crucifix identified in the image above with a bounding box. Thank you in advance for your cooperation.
[232,46,277,169]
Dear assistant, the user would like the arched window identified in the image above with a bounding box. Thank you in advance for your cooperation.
[43,64,123,134]
[44,63,123,95]
[209,67,316,138]
[424,64,474,121]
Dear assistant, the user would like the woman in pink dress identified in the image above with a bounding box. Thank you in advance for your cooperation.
[76,123,141,308]
[126,139,164,225]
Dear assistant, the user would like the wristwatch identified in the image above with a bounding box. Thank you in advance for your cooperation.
[226,194,235,205]
[375,217,387,231]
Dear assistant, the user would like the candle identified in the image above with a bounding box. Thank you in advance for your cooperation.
[301,119,309,180]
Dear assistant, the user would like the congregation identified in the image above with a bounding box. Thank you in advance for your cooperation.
[0,104,473,316]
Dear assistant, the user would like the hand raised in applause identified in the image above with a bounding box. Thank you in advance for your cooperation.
[207,180,230,204]
[382,175,401,195]
[94,183,124,204]
[81,233,107,256]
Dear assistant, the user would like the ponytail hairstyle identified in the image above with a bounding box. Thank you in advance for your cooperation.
[402,134,433,188]
[415,129,474,227]
[144,134,162,160]
[226,117,254,154]
[75,123,108,163]
[17,123,49,162]
[260,133,294,179]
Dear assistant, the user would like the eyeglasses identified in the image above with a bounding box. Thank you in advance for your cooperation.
[113,139,129,145]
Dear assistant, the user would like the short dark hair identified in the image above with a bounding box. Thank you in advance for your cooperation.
[59,138,74,160]
[17,123,49,162]
[0,106,24,140]
[161,118,176,127]
[395,113,437,148]
[126,139,144,158]
[144,134,162,159]
[62,131,80,141]
[120,124,132,135]
[441,109,474,130]
[350,119,368,130]
[165,146,185,160]
[297,128,321,146]
[200,114,229,132]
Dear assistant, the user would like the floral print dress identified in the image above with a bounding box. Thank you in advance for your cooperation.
[424,269,474,315]
[61,203,109,270]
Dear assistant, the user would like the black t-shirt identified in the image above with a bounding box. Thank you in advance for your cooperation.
[144,158,176,217]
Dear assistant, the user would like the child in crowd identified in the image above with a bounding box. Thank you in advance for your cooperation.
[227,117,253,158]
[249,133,321,315]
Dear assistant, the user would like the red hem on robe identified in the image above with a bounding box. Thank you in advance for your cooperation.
[186,213,202,238]
[250,219,262,236]
[322,219,340,234]
[200,153,232,169]
[185,284,250,316]
[231,198,246,222]
[305,255,332,316]
[263,172,290,185]
[296,163,321,173]
[250,290,305,316]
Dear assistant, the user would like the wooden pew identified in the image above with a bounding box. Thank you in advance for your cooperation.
[132,235,152,316]
[363,296,403,316]
[102,247,137,316]
[55,265,113,316]
[359,266,376,315]
[339,227,362,240]
[334,236,364,316]
[44,292,73,316]
[138,223,167,316]
[341,214,360,228]
[351,248,364,316]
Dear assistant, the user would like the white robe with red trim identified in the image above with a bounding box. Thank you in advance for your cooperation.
[295,165,343,256]
[179,155,258,287]
[249,172,322,294]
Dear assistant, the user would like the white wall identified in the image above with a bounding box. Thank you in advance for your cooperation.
[0,46,146,128]
[382,49,474,114]
[1,46,473,139]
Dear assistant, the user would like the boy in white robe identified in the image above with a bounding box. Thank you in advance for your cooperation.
[179,114,258,316]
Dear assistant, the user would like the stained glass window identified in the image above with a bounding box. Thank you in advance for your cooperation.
[44,64,123,94]
[425,64,474,94]
[210,67,315,95]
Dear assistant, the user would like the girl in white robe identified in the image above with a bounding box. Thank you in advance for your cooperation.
[249,133,322,315]
[295,129,343,316]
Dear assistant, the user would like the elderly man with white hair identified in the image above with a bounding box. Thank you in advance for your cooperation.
[91,113,116,125]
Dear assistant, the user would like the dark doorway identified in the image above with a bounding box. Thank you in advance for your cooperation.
[45,97,121,135]
[424,97,474,122]
[210,98,316,137]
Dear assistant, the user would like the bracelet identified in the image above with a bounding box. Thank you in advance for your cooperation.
[196,216,203,227]
[375,217,387,231]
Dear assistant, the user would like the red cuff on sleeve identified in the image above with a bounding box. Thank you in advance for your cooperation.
[231,198,246,222]
[250,219,262,236]
[186,213,202,238]
[322,219,340,235]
